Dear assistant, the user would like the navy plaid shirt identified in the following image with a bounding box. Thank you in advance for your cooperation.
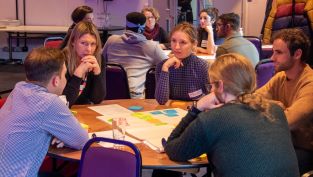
[155,54,209,104]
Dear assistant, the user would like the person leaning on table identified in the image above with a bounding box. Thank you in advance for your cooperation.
[62,21,106,107]
[197,7,223,55]
[0,47,89,177]
[164,53,299,177]
[155,22,209,105]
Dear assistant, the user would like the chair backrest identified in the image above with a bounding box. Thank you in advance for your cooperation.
[78,137,142,177]
[243,36,262,59]
[106,63,131,100]
[0,89,12,109]
[255,59,275,88]
[145,67,156,99]
[44,37,64,48]
[0,97,7,109]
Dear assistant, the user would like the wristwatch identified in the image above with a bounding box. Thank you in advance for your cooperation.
[189,101,201,116]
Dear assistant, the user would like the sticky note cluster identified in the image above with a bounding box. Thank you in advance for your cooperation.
[151,109,178,117]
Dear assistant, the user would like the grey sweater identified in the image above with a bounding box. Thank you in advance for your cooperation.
[165,103,299,177]
[102,30,168,97]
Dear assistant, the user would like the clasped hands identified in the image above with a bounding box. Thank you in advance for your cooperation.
[51,137,65,148]
[74,55,101,78]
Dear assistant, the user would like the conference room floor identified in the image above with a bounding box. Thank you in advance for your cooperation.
[0,64,25,95]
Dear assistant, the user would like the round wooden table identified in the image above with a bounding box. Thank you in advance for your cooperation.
[48,99,209,169]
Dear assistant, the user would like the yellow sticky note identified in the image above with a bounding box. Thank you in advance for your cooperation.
[71,110,77,115]
[199,154,207,158]
[80,123,89,130]
[190,153,207,162]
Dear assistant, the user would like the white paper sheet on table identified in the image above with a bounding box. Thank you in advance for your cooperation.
[89,104,187,152]
[126,125,175,152]
[88,131,140,148]
[163,50,172,56]
[88,104,133,116]
[262,44,273,49]
[197,55,215,60]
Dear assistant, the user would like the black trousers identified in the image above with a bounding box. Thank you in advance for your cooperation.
[152,169,183,177]
[295,147,313,175]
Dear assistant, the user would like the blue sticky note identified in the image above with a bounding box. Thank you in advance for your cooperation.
[128,106,143,111]
[150,111,163,115]
[163,109,177,114]
[165,113,178,117]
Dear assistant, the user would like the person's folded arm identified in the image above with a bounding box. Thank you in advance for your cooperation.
[90,60,106,103]
[165,112,210,162]
[43,97,89,149]
[62,74,82,108]
[155,62,170,105]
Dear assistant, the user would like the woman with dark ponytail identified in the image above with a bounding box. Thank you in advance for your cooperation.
[164,53,299,177]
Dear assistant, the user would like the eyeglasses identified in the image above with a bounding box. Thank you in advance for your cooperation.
[205,81,219,92]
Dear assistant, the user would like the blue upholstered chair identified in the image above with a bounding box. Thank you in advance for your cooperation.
[145,67,156,99]
[78,137,142,177]
[255,59,275,88]
[106,63,131,99]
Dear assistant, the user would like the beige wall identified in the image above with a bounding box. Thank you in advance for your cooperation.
[0,0,150,60]
[213,0,266,36]
[244,0,266,36]
[0,0,150,26]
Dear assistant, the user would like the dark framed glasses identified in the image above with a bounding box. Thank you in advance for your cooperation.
[205,81,219,92]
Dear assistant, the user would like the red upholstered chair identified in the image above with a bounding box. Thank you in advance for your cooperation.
[44,37,64,48]
[78,137,142,177]
[0,89,12,109]
[0,97,7,109]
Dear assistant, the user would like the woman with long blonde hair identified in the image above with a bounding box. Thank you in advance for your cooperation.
[164,53,299,177]
[155,22,209,105]
[62,21,106,107]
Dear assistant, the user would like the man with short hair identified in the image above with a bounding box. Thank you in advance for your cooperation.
[102,12,168,99]
[0,47,89,177]
[256,28,313,174]
[215,12,259,67]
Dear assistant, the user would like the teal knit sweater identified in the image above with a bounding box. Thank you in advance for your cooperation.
[165,103,299,177]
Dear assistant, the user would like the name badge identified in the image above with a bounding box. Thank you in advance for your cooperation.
[188,89,203,99]
[201,40,207,48]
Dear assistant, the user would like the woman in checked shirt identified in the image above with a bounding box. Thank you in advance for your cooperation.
[155,22,209,105]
